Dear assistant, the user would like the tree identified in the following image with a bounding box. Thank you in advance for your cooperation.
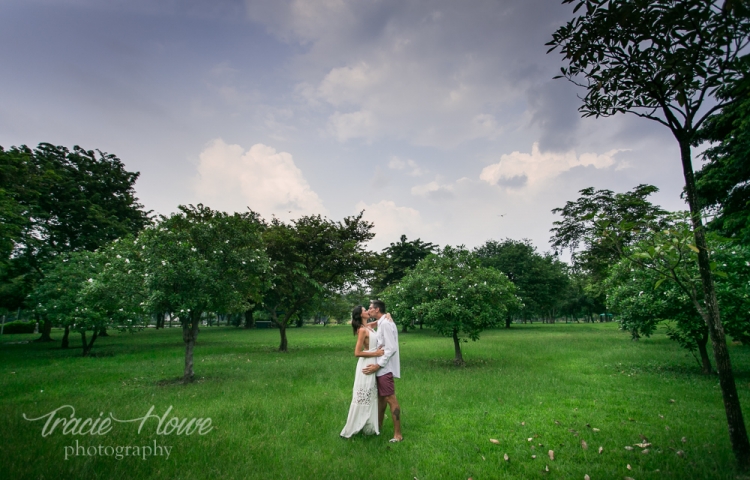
[548,2,750,463]
[550,185,668,321]
[140,205,268,382]
[474,239,570,325]
[29,238,147,356]
[551,185,668,279]
[261,212,374,352]
[371,235,437,294]
[0,143,150,341]
[696,79,750,244]
[605,216,750,374]
[383,246,519,365]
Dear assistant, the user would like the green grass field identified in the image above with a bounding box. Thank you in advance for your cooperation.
[1,322,748,479]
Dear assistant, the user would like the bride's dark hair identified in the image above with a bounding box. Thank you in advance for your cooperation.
[351,305,365,335]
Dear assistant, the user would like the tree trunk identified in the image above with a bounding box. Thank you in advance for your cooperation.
[98,327,109,337]
[697,331,713,375]
[35,318,54,342]
[452,328,464,366]
[505,315,512,328]
[679,138,750,468]
[61,325,70,349]
[402,322,408,333]
[278,324,288,352]
[182,313,201,383]
[156,313,165,329]
[631,330,640,341]
[81,329,98,357]
[244,309,255,329]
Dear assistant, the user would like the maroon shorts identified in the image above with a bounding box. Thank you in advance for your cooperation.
[376,372,395,397]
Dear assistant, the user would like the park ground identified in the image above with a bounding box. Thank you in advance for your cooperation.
[1,322,748,479]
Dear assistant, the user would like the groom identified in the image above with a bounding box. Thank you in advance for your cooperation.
[363,300,403,442]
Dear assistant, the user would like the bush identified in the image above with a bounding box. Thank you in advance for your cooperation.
[1,321,37,334]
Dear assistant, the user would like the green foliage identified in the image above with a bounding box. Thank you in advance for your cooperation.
[548,0,750,128]
[473,239,569,321]
[371,234,437,294]
[261,212,374,350]
[1,321,36,334]
[29,238,147,355]
[550,185,667,277]
[696,79,750,244]
[383,246,519,364]
[604,215,750,371]
[550,185,668,319]
[0,143,150,311]
[138,204,268,380]
[141,205,268,321]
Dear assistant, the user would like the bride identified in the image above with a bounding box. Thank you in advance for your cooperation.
[340,305,384,438]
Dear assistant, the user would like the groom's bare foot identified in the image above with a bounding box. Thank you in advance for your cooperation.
[389,435,403,443]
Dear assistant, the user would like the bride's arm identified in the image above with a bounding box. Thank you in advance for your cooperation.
[365,313,391,328]
[354,329,384,358]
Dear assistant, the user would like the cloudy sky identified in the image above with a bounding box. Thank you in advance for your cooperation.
[0,0,695,252]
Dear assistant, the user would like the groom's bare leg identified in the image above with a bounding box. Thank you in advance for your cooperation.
[378,396,387,431]
[384,394,402,441]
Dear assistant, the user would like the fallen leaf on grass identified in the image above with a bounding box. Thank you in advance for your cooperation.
[659,414,664,419]
[584,475,590,480]
[642,449,650,454]
[504,453,509,461]
[548,450,555,460]
[625,477,635,480]
[634,442,651,448]
[532,455,537,459]
[681,437,687,443]
[598,446,603,454]
[627,464,632,470]
[554,420,561,425]
[624,446,634,451]
[545,465,549,472]
[490,439,500,444]
[581,440,588,450]
[521,421,526,426]
[592,428,600,432]
[528,438,533,442]
[670,399,675,403]
[676,450,685,457]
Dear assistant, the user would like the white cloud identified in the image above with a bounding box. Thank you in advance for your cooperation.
[326,110,377,142]
[388,156,425,176]
[355,200,436,250]
[411,181,454,199]
[480,142,623,189]
[194,139,327,219]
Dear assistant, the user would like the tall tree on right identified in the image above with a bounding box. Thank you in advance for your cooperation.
[548,0,750,467]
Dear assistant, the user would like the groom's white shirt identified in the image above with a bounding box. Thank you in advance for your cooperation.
[376,316,400,378]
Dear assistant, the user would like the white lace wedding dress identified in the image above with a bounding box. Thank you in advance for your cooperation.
[340,327,380,438]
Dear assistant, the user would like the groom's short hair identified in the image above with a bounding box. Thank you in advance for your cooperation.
[370,299,386,314]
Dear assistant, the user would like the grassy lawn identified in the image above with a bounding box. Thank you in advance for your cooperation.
[1,322,748,479]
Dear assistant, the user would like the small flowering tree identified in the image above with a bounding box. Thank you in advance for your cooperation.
[383,246,519,365]
[605,216,750,374]
[30,237,147,356]
[140,205,268,382]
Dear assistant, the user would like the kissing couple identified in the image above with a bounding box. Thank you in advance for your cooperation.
[340,300,403,443]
